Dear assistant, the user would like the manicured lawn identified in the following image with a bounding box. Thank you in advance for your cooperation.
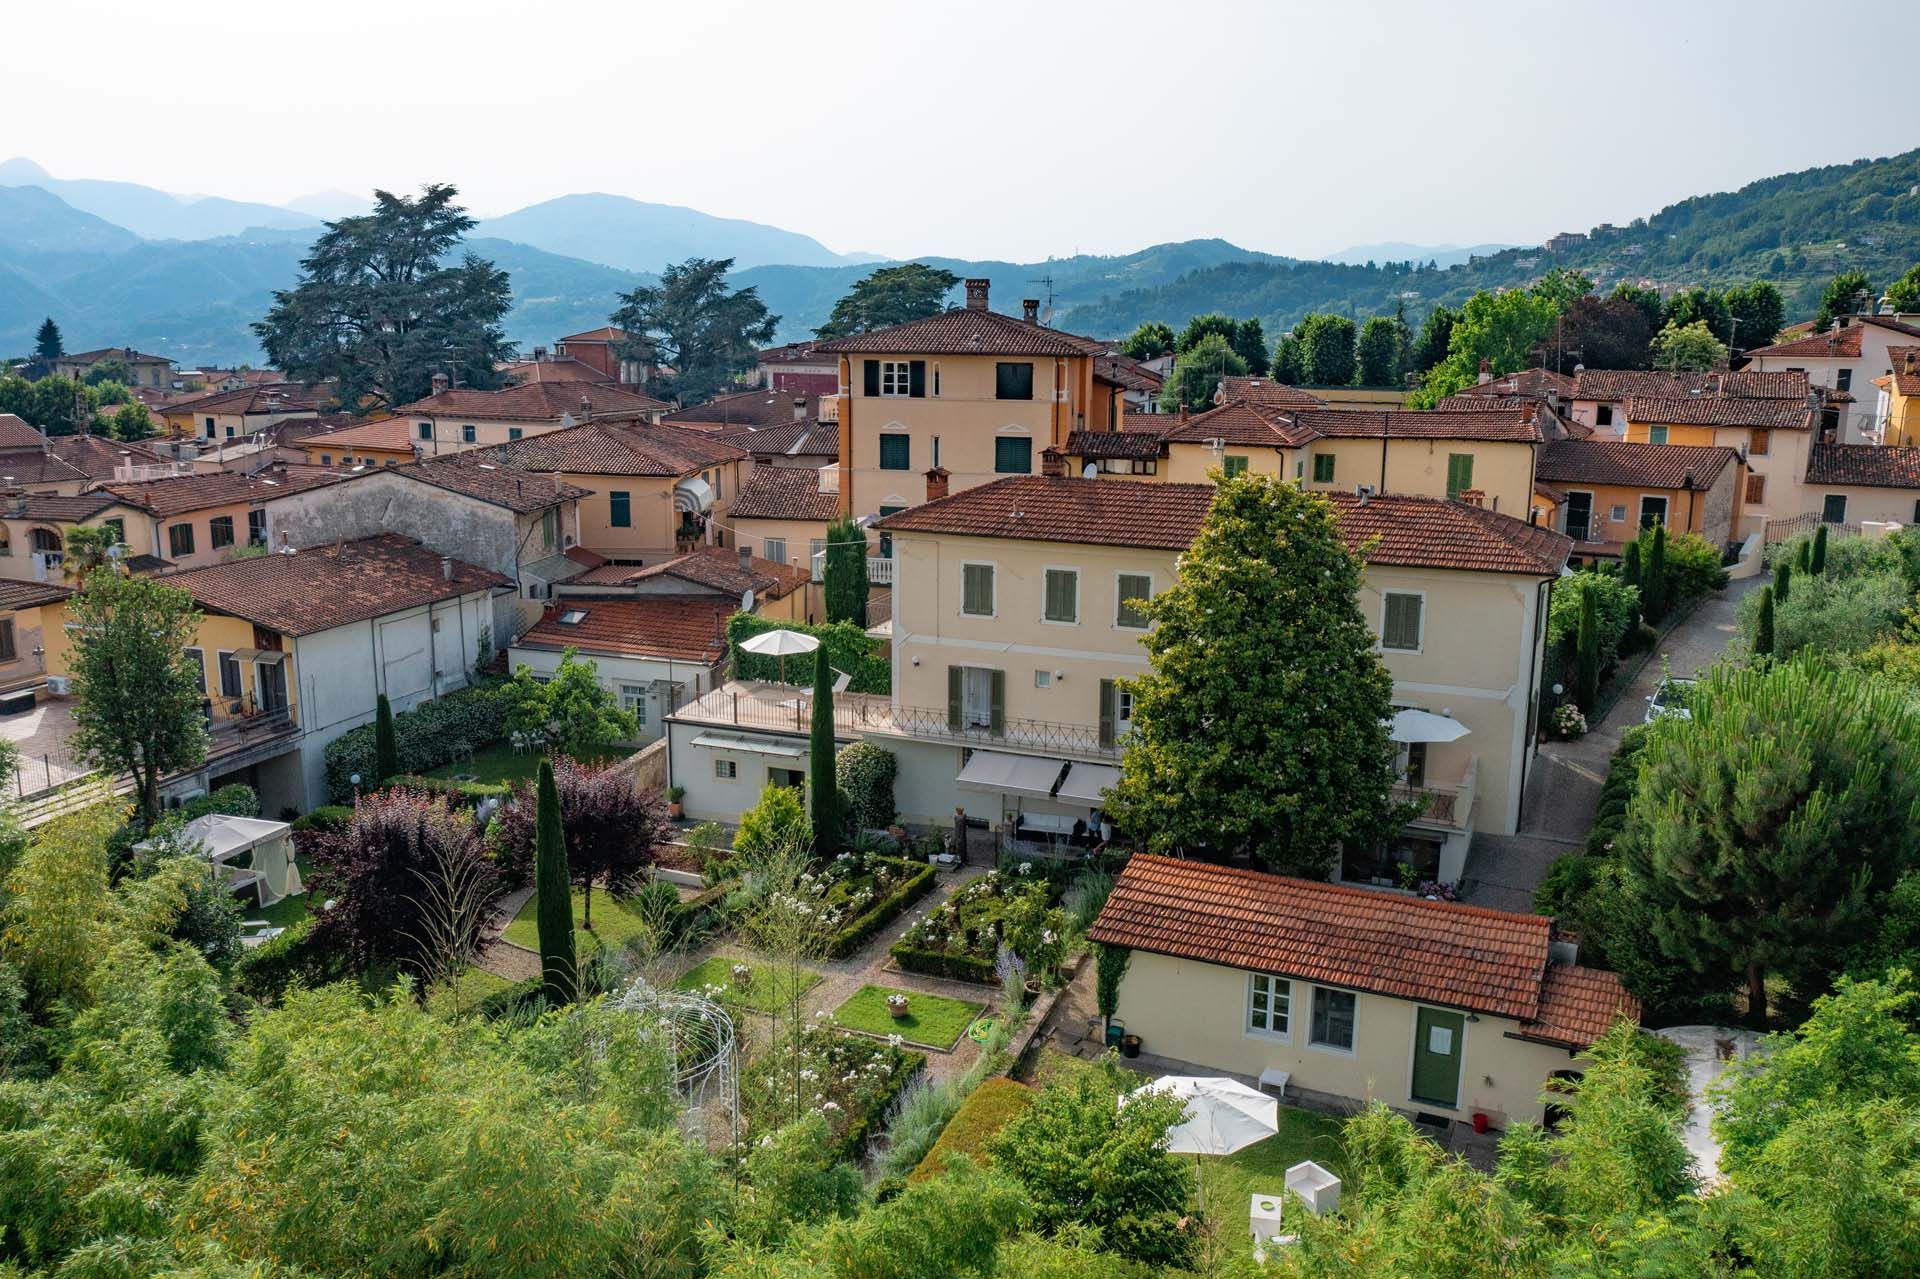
[241,856,316,931]
[833,983,985,1050]
[1196,1107,1348,1244]
[674,955,819,1015]
[502,887,660,958]
[426,965,513,1016]
[912,1077,1034,1181]
[423,742,632,786]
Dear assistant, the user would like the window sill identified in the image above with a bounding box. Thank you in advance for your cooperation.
[1243,1028,1293,1045]
[1307,1039,1356,1058]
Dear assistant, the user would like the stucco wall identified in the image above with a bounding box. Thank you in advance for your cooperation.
[510,643,723,742]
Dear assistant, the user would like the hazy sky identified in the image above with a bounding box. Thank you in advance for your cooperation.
[6,0,1918,262]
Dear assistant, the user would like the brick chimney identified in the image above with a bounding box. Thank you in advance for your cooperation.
[1477,358,1492,385]
[579,395,593,423]
[1040,446,1065,477]
[1179,406,1190,424]
[1022,298,1040,323]
[924,465,950,500]
[1906,351,1917,375]
[430,370,450,395]
[1458,487,1486,507]
[738,544,753,574]
[964,278,990,311]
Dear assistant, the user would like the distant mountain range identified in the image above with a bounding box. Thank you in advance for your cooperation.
[1,150,1917,367]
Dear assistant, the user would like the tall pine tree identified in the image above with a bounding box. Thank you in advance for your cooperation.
[533,758,576,1006]
[1643,523,1670,624]
[34,317,62,361]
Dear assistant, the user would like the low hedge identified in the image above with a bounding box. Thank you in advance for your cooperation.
[825,859,936,959]
[390,773,513,806]
[290,805,352,834]
[890,946,998,985]
[667,878,737,948]
[910,1078,1034,1183]
[322,683,506,802]
[231,917,350,1004]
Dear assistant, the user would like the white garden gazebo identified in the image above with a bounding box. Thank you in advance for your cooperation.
[137,813,304,907]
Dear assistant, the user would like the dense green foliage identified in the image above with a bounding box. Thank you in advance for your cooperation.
[532,758,576,1005]
[610,256,778,405]
[727,612,889,692]
[822,513,869,627]
[1157,331,1244,411]
[814,263,958,338]
[323,682,507,801]
[835,740,896,830]
[495,648,639,756]
[372,693,399,782]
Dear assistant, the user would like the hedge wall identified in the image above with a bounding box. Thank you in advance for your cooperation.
[230,917,350,1004]
[890,945,997,985]
[389,773,513,806]
[825,859,936,959]
[322,683,506,802]
[726,613,889,694]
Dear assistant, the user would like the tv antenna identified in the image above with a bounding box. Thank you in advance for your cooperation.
[1028,272,1056,324]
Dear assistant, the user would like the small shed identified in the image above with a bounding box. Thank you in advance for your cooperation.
[138,813,304,907]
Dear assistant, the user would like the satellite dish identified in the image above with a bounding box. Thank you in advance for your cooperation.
[1081,462,1098,479]
[741,588,755,613]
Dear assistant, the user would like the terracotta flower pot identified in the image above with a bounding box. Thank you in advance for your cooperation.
[886,995,911,1020]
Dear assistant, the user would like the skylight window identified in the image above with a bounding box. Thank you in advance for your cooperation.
[558,609,587,625]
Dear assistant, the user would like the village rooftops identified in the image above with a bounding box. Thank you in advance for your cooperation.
[390,381,670,422]
[815,307,1098,358]
[1087,854,1636,1049]
[487,421,746,477]
[0,414,49,451]
[1625,394,1814,431]
[711,417,837,460]
[571,544,810,599]
[45,432,167,480]
[757,340,836,367]
[295,416,414,453]
[1160,401,1316,447]
[1804,442,1920,489]
[516,596,734,664]
[1571,368,1812,402]
[61,347,173,366]
[0,491,132,523]
[1298,407,1545,443]
[1742,313,1920,359]
[873,475,1572,576]
[399,453,592,513]
[729,466,841,522]
[166,381,338,417]
[500,355,615,385]
[161,534,509,636]
[1449,367,1575,399]
[0,579,73,611]
[104,467,346,517]
[665,390,822,430]
[1536,438,1742,490]
[1095,353,1164,393]
[557,326,630,344]
[1878,346,1920,398]
[1214,376,1329,409]
[1065,429,1166,461]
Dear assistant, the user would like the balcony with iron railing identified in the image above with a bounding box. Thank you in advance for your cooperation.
[810,549,895,585]
[1395,754,1477,833]
[671,680,1120,760]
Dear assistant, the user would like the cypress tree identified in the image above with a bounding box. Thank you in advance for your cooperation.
[1644,524,1669,624]
[1796,536,1812,574]
[533,758,576,1006]
[1810,522,1829,576]
[1575,579,1602,709]
[809,651,842,854]
[1622,540,1644,625]
[1753,585,1775,658]
[1772,556,1791,604]
[822,514,870,627]
[373,693,400,782]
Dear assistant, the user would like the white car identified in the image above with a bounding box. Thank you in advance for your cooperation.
[1644,677,1697,724]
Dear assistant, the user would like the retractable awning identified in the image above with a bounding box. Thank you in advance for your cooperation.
[690,731,806,759]
[956,750,1067,800]
[674,476,715,514]
[1055,762,1121,806]
[230,648,288,665]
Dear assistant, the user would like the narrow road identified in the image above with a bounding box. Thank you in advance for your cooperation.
[1461,579,1759,912]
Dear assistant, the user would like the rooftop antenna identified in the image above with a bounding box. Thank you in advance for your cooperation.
[1028,272,1056,324]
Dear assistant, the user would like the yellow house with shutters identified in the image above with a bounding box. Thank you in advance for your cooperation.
[1622,393,1816,534]
[1873,347,1920,447]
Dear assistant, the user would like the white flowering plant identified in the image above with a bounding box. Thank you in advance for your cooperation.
[740,1022,923,1155]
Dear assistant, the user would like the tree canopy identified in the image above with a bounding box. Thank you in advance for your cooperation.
[610,256,778,406]
[814,263,958,339]
[33,317,61,361]
[1157,332,1245,412]
[1814,268,1875,331]
[1117,321,1174,360]
[1651,319,1730,371]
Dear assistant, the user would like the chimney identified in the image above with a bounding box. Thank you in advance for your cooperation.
[1907,351,1917,375]
[1477,358,1492,385]
[441,555,453,581]
[580,395,593,423]
[430,371,450,395]
[924,465,950,500]
[1040,446,1065,477]
[964,278,990,311]
[1458,488,1486,507]
[533,345,547,362]
[1022,298,1040,323]
[1179,406,1190,424]
[793,397,807,421]
[738,544,753,574]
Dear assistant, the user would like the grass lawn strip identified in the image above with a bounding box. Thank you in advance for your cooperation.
[502,887,659,958]
[674,955,820,1015]
[911,1077,1035,1181]
[1195,1107,1347,1252]
[833,983,985,1051]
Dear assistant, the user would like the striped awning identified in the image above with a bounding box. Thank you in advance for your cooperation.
[674,476,715,514]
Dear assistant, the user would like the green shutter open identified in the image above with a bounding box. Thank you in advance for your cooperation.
[989,670,1006,737]
[947,666,962,731]
[863,360,880,396]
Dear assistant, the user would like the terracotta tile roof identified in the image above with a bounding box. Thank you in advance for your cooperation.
[0,453,91,487]
[167,382,338,416]
[500,356,614,385]
[1529,964,1642,1048]
[515,596,733,664]
[712,418,837,459]
[816,308,1096,357]
[1626,394,1812,431]
[619,545,809,599]
[875,477,1572,575]
[1434,393,1535,413]
[1536,439,1741,490]
[44,433,166,481]
[391,382,669,422]
[666,390,821,430]
[0,414,47,451]
[1745,314,1920,360]
[757,341,837,367]
[1450,368,1575,399]
[1534,479,1569,505]
[1299,407,1544,444]
[1215,377,1327,409]
[63,347,172,366]
[162,534,509,636]
[1805,442,1920,489]
[0,579,72,611]
[1088,855,1632,1044]
[729,466,840,522]
[400,454,591,512]
[564,546,608,568]
[295,416,415,454]
[1096,353,1164,393]
[488,421,745,477]
[1,491,133,523]
[1162,401,1314,447]
[104,467,346,517]
[1721,370,1812,399]
[557,326,629,343]
[1122,412,1174,433]
[1882,347,1920,398]
[1066,429,1164,460]
[1571,369,1707,402]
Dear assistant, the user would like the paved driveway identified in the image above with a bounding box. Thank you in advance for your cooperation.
[0,697,90,799]
[1461,579,1759,912]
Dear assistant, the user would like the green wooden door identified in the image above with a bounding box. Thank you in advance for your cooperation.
[1411,1007,1466,1108]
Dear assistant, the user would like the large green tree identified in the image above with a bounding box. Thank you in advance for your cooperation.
[814,263,958,339]
[33,317,61,362]
[1813,268,1875,331]
[67,568,208,823]
[254,183,512,410]
[1295,312,1357,385]
[1413,284,1561,405]
[610,256,778,406]
[1885,262,1920,314]
[1661,286,1733,344]
[1230,316,1270,376]
[1118,321,1174,361]
[1103,472,1410,875]
[1614,658,1920,1025]
[495,648,638,756]
[1354,315,1402,387]
[1650,319,1729,371]
[1559,294,1655,369]
[1409,303,1456,375]
[1157,332,1245,412]
[1725,280,1786,351]
[1174,311,1237,354]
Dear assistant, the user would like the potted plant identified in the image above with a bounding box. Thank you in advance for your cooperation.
[886,993,911,1020]
[730,962,753,987]
[1120,1032,1142,1059]
[666,785,685,819]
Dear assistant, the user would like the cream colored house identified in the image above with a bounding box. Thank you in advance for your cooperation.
[1800,443,1920,527]
[389,379,671,456]
[1743,314,1920,444]
[1090,854,1636,1129]
[665,476,1570,886]
[1623,390,1816,536]
[726,465,841,578]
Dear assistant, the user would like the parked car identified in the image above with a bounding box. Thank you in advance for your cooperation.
[1645,676,1697,723]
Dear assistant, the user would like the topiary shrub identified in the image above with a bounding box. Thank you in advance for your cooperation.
[838,741,897,830]
[322,683,508,802]
[726,613,889,693]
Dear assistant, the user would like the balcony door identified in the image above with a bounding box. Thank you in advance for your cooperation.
[256,660,288,714]
[1563,491,1592,542]
[962,667,996,730]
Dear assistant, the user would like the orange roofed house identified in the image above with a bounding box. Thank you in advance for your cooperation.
[1090,854,1636,1132]
[1530,438,1744,561]
[390,375,671,456]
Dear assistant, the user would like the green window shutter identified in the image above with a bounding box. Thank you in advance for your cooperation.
[962,563,994,615]
[996,362,1034,400]
[947,666,963,731]
[1383,594,1423,649]
[609,491,631,527]
[1446,453,1473,500]
[1099,679,1117,747]
[863,360,880,396]
[1313,453,1335,483]
[1044,569,1077,622]
[879,434,910,470]
[989,669,1006,737]
[1223,455,1249,477]
[1116,573,1151,628]
[995,437,1033,473]
[909,360,926,398]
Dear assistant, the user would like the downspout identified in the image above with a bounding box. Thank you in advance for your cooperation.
[1518,576,1550,822]
[1379,414,1389,492]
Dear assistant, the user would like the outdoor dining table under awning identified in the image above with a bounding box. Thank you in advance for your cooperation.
[955,750,1069,800]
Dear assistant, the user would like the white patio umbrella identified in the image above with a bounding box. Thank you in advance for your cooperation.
[1388,708,1471,744]
[1124,1075,1279,1156]
[738,627,820,684]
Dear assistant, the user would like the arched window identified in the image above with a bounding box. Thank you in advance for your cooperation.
[29,528,61,554]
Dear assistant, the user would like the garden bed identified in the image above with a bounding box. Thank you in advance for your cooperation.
[805,851,937,959]
[742,1023,926,1159]
[890,868,1054,983]
[501,887,662,959]
[674,955,819,1016]
[909,1077,1035,1182]
[832,983,985,1051]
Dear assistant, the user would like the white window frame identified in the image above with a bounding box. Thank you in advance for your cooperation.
[1608,503,1627,524]
[1041,565,1080,626]
[1308,985,1358,1056]
[714,757,738,780]
[1379,589,1426,655]
[1114,571,1154,630]
[960,560,997,619]
[762,537,788,565]
[1637,494,1669,528]
[1116,686,1136,736]
[1246,972,1293,1041]
[879,360,913,397]
[618,683,649,725]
